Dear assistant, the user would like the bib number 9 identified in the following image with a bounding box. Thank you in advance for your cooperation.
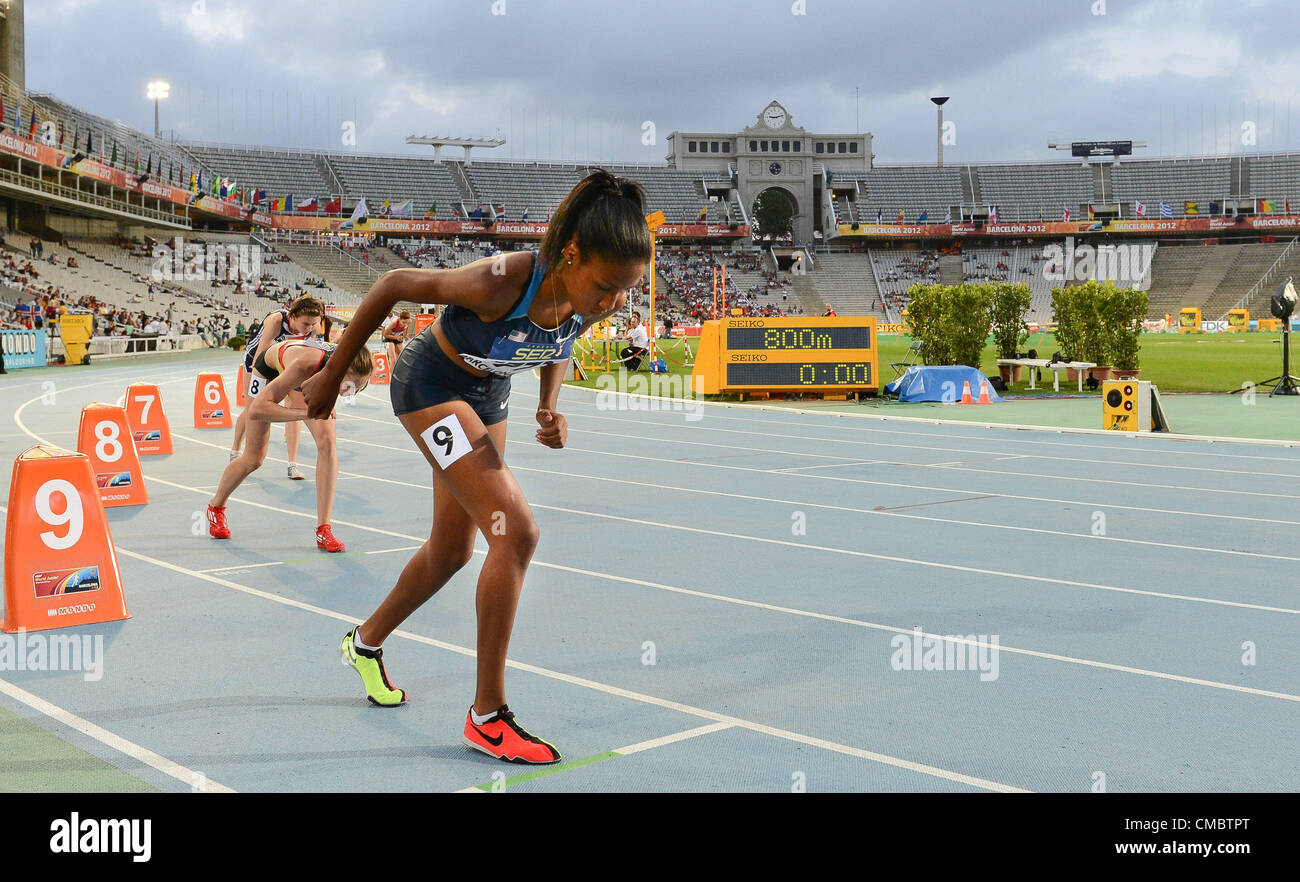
[420,414,473,470]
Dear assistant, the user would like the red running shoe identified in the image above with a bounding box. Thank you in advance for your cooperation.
[463,705,561,765]
[316,524,345,553]
[206,504,231,539]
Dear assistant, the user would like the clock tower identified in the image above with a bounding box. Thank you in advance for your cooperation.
[664,100,872,245]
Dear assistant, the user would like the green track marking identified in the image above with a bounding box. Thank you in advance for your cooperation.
[472,750,621,791]
[0,703,158,792]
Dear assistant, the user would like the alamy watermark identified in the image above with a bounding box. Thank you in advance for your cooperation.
[890,627,1000,681]
[593,368,705,422]
[1042,236,1154,290]
[151,236,263,282]
[0,627,104,682]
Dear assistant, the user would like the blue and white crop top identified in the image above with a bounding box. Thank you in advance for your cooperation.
[439,251,584,377]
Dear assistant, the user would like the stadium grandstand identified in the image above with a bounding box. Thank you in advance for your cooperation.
[6,0,1300,815]
[2,66,1300,350]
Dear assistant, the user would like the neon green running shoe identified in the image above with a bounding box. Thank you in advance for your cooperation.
[339,627,407,707]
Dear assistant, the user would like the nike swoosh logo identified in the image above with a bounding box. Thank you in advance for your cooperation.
[472,724,504,746]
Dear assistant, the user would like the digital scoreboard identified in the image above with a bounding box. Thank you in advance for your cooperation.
[692,316,879,396]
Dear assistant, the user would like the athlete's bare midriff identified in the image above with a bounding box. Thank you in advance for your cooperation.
[431,316,492,379]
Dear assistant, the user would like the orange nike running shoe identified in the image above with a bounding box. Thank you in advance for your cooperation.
[463,705,561,765]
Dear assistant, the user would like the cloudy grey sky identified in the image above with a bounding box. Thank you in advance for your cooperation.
[27,0,1300,164]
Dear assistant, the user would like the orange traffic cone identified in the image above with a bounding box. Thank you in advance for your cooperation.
[3,446,129,633]
[371,351,391,386]
[960,380,974,404]
[194,373,233,428]
[977,380,993,404]
[124,382,173,455]
[76,404,148,508]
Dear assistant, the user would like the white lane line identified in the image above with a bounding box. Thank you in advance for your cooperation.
[509,398,1300,480]
[522,383,1300,451]
[452,722,736,793]
[15,377,1300,735]
[61,457,1300,692]
[504,440,1300,527]
[0,677,236,793]
[108,545,1026,793]
[512,384,1300,460]
[25,395,1296,613]
[548,424,1300,500]
[613,721,736,756]
[513,464,1300,566]
[327,434,1300,559]
[195,545,423,574]
[532,503,1300,616]
[177,430,1300,581]
[771,460,892,473]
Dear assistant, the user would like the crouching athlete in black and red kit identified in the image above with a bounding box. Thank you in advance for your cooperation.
[302,170,651,764]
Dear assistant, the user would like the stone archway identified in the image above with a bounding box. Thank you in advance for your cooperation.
[750,187,799,244]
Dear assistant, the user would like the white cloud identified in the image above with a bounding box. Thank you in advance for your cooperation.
[1053,0,1247,82]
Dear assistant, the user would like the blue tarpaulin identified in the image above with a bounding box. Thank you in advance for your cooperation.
[884,365,1003,403]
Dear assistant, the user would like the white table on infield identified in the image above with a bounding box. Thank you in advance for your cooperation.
[996,358,1098,392]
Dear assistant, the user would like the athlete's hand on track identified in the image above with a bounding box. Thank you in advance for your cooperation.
[535,409,567,449]
[301,371,340,420]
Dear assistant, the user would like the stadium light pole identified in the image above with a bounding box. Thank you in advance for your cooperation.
[931,97,949,167]
[147,81,171,138]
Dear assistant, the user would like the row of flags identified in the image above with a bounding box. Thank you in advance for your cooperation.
[1095,198,1292,219]
[873,198,1296,226]
[254,196,544,221]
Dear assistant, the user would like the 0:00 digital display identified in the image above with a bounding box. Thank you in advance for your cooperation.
[726,362,874,387]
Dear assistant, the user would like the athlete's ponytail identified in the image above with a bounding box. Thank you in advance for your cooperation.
[347,346,374,380]
[541,170,653,271]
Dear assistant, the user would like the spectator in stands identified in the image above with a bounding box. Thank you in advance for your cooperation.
[823,305,837,317]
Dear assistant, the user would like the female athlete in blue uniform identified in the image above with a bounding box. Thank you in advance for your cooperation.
[303,171,652,764]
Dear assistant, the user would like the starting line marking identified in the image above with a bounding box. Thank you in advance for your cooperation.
[456,722,735,793]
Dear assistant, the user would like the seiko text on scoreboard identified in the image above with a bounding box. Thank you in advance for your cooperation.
[693,316,879,394]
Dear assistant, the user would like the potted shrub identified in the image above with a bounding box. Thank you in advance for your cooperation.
[943,283,996,369]
[1051,285,1081,368]
[1075,281,1113,382]
[1108,287,1148,379]
[991,282,1031,383]
[904,284,951,367]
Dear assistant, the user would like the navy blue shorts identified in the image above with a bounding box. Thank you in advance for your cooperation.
[389,328,511,426]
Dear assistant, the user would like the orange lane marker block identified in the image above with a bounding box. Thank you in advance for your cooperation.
[76,403,148,508]
[124,382,173,455]
[370,351,391,386]
[236,364,248,408]
[194,373,233,428]
[3,446,130,633]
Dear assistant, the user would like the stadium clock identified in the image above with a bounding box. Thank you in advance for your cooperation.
[692,316,879,396]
